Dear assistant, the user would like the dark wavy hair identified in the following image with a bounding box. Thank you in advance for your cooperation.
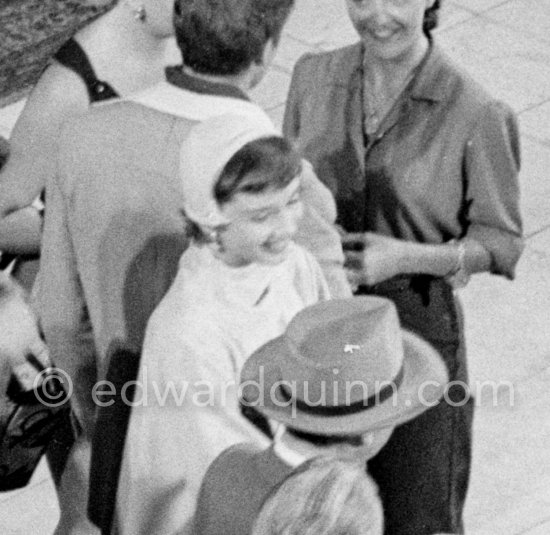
[215,136,301,205]
[187,136,301,242]
[423,0,441,36]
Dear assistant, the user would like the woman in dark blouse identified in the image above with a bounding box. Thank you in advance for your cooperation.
[283,1,522,534]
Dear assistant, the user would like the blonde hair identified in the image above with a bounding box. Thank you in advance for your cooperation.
[251,457,383,535]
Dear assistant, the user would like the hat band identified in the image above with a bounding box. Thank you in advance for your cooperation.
[278,365,404,417]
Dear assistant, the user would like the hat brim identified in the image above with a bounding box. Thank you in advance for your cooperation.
[240,330,448,436]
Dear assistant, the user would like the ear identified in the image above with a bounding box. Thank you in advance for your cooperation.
[248,38,277,89]
[205,228,226,256]
[260,38,277,70]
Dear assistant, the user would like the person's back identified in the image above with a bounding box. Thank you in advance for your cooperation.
[38,100,191,427]
[196,446,384,535]
[195,442,292,535]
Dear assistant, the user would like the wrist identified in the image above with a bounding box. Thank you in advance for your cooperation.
[445,239,470,288]
[395,240,418,274]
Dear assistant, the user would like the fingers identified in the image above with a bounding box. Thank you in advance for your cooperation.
[12,361,40,391]
[341,232,366,251]
[7,340,50,392]
[28,337,51,370]
[345,269,363,293]
[344,250,365,272]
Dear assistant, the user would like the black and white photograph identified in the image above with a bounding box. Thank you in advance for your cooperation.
[0,1,549,534]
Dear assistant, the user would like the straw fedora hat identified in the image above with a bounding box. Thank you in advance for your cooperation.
[240,296,448,435]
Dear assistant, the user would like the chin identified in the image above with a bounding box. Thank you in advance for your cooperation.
[259,250,290,266]
[261,255,288,266]
[369,42,405,59]
[362,33,408,55]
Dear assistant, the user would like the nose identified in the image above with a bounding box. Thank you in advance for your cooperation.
[361,0,391,23]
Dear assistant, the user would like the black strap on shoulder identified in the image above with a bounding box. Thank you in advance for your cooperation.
[54,38,119,102]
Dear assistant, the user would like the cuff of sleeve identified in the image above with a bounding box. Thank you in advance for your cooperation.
[467,224,524,279]
[31,196,44,213]
[323,266,353,299]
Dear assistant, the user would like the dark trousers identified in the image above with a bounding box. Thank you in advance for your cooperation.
[363,276,473,535]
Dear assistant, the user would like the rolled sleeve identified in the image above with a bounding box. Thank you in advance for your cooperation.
[118,316,268,535]
[464,101,523,279]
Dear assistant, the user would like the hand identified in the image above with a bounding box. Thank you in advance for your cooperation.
[0,271,50,390]
[342,232,411,288]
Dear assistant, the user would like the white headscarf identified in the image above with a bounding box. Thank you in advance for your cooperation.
[180,113,279,229]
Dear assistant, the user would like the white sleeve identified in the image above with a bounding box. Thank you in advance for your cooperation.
[292,245,334,306]
[117,310,269,535]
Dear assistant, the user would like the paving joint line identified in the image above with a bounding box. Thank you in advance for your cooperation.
[449,0,515,16]
[444,0,548,46]
[518,97,550,115]
[525,224,550,240]
[515,514,550,534]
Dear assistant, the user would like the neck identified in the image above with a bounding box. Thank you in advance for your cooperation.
[277,431,322,460]
[89,3,169,60]
[364,35,429,88]
[181,65,255,93]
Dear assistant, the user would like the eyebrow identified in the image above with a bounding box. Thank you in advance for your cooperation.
[243,187,301,216]
[242,205,277,217]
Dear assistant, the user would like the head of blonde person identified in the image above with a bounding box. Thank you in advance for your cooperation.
[251,456,383,535]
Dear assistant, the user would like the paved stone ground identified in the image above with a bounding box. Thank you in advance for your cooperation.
[1,1,549,533]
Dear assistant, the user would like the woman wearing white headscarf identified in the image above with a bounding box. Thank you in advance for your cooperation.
[118,114,329,535]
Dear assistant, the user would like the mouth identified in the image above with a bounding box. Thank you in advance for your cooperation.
[362,24,399,42]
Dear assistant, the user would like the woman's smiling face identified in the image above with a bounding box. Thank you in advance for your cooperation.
[345,0,434,61]
[217,176,303,267]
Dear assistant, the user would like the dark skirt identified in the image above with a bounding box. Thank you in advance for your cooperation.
[362,275,473,535]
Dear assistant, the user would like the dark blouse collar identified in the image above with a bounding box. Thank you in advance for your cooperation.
[408,40,452,103]
[340,38,451,104]
[165,65,250,101]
